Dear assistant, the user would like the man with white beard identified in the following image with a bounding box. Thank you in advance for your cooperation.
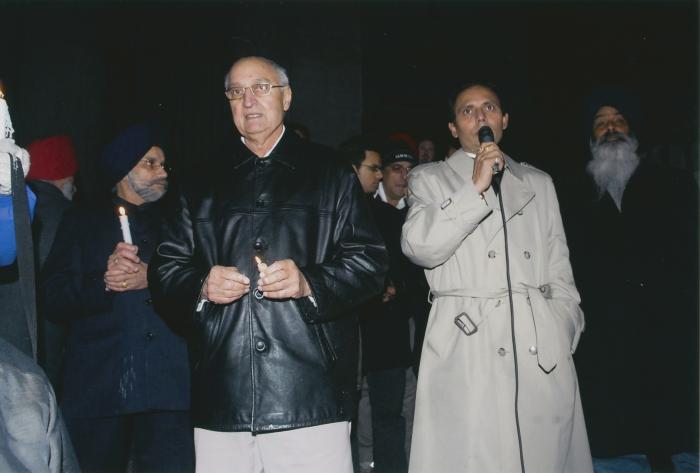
[586,106,640,211]
[565,94,698,472]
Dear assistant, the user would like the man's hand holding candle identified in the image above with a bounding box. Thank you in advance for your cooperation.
[256,258,311,300]
[104,242,147,292]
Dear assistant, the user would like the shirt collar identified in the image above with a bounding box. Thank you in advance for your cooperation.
[240,125,286,158]
[374,182,407,210]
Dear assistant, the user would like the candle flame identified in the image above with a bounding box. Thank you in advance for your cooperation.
[254,255,262,265]
[118,206,126,216]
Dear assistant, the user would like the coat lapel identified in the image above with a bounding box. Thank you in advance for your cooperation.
[446,150,535,244]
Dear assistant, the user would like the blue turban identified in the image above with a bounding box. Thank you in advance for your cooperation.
[99,123,165,187]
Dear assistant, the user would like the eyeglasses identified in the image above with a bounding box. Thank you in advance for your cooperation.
[359,164,383,173]
[140,158,169,172]
[225,82,288,101]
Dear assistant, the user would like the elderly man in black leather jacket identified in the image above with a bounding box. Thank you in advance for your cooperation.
[149,56,387,473]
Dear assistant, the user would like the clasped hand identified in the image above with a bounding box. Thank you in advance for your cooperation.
[104,242,148,292]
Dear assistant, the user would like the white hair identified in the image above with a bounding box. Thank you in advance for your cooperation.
[224,56,290,90]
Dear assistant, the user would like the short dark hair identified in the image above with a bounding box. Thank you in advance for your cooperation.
[338,135,381,168]
[447,81,505,122]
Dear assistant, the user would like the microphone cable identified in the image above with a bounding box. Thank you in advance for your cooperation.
[493,172,526,473]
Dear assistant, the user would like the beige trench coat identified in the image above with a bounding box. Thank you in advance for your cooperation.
[401,150,593,473]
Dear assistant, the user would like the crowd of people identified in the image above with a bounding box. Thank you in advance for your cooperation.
[0,56,697,473]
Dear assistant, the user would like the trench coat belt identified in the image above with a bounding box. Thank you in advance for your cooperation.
[430,283,558,373]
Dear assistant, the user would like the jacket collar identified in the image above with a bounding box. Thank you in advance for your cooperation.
[446,149,535,234]
[232,126,302,171]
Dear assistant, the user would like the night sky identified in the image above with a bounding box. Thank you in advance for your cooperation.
[2,1,697,197]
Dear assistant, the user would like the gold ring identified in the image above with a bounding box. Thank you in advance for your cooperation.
[121,280,128,289]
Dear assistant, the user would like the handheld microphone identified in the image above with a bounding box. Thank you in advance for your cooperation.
[478,126,501,195]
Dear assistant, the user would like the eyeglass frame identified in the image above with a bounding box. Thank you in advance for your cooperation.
[225,82,289,101]
[139,157,170,172]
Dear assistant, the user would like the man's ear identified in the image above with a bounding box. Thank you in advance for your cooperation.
[448,122,458,138]
[501,113,509,131]
[283,87,292,112]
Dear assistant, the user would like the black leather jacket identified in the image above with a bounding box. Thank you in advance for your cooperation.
[149,131,387,433]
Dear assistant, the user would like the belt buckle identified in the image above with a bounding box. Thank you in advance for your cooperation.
[454,312,478,336]
[539,284,552,299]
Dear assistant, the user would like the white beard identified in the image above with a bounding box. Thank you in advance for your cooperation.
[58,181,75,201]
[127,172,168,203]
[586,132,640,212]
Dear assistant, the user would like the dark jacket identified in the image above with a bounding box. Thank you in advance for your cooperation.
[360,195,428,373]
[148,131,387,433]
[40,197,190,419]
[563,160,698,464]
[28,181,72,269]
[28,180,73,393]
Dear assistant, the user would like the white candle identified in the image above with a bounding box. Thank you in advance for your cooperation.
[118,206,133,244]
[0,87,14,140]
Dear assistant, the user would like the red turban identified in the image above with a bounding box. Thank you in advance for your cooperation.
[26,135,78,181]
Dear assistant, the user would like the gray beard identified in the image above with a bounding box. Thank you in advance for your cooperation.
[586,132,640,211]
[127,172,168,203]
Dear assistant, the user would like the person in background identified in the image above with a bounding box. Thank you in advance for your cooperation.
[26,134,79,394]
[0,126,79,473]
[416,138,435,164]
[565,87,698,472]
[41,124,193,473]
[341,135,383,195]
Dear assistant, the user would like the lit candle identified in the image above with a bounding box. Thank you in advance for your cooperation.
[254,254,268,270]
[0,84,15,140]
[253,255,266,300]
[118,206,133,244]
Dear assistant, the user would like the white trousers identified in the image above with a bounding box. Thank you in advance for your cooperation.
[194,422,353,473]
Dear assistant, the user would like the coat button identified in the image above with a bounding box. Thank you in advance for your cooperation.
[255,340,267,352]
[254,238,267,252]
[497,347,506,356]
[145,331,154,341]
[145,298,152,305]
[255,199,265,208]
[528,345,537,355]
[488,250,496,259]
[523,251,531,259]
[140,238,149,245]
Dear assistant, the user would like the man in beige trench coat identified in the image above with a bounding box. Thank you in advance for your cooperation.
[401,82,593,473]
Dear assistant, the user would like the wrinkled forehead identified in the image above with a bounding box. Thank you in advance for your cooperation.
[228,58,280,85]
[384,160,414,171]
[457,85,501,108]
[593,106,626,122]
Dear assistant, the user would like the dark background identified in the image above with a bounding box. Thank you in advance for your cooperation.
[1,1,697,197]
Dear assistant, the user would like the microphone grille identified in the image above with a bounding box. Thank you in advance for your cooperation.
[478,126,495,143]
